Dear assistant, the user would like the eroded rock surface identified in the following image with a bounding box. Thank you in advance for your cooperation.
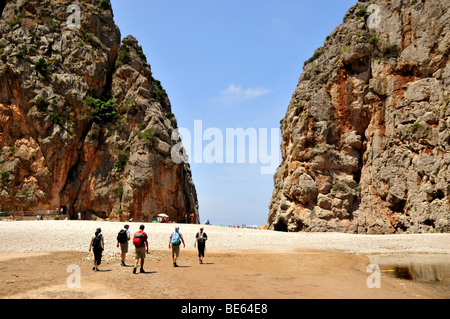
[0,0,198,222]
[267,0,449,233]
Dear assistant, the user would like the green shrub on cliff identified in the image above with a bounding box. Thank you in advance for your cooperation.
[1,170,9,182]
[6,17,22,27]
[84,96,118,123]
[355,8,367,19]
[385,44,400,57]
[332,184,348,193]
[116,185,124,197]
[114,160,126,172]
[303,48,324,66]
[115,48,130,69]
[99,0,111,10]
[151,78,167,100]
[35,58,48,75]
[137,127,157,146]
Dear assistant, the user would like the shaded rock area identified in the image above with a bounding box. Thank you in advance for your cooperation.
[267,0,449,233]
[0,0,198,222]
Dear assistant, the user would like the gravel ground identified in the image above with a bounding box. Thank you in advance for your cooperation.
[0,220,449,258]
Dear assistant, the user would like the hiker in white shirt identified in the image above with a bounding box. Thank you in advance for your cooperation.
[194,226,208,264]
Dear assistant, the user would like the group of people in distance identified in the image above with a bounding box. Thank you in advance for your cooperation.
[89,224,208,273]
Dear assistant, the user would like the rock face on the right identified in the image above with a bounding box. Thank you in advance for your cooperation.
[267,0,449,234]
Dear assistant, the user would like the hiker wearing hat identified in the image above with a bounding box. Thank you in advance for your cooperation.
[89,228,104,271]
[194,226,208,264]
[117,223,131,266]
[169,227,185,267]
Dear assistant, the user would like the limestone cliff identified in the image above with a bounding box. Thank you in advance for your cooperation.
[267,0,449,233]
[0,0,198,222]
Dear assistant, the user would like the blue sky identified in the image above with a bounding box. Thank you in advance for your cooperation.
[110,0,357,226]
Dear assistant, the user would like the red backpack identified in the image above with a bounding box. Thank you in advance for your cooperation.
[133,231,146,247]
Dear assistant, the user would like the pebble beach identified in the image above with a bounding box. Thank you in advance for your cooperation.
[1,220,449,300]
[1,220,449,256]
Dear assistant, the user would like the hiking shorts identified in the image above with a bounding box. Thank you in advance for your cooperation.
[120,242,128,254]
[172,244,180,257]
[135,247,146,259]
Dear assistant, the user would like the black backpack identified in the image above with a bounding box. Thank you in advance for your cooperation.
[117,229,128,243]
[92,234,102,249]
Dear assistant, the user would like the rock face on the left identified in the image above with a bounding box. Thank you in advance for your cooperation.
[0,0,198,222]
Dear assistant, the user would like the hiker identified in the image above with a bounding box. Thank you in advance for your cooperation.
[132,224,148,274]
[89,228,104,271]
[169,226,185,267]
[117,223,131,266]
[194,226,208,264]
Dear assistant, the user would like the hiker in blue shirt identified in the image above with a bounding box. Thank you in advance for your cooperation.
[169,227,185,267]
[116,223,131,266]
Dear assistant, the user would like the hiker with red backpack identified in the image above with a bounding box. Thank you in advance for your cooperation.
[133,224,149,274]
[169,226,185,267]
